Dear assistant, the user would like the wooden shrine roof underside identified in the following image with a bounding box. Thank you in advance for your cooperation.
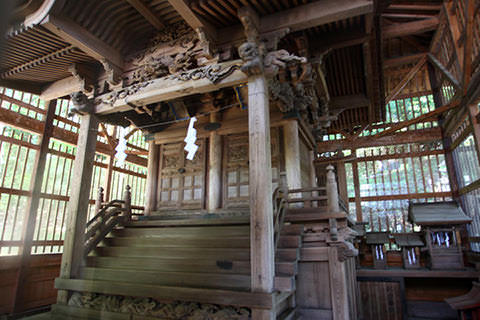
[1,0,443,136]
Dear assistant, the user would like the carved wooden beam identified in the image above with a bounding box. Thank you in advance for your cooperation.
[167,0,217,41]
[95,60,246,115]
[126,0,164,30]
[42,15,124,68]
[383,17,439,39]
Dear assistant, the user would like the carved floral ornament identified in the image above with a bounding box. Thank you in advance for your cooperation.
[69,292,250,319]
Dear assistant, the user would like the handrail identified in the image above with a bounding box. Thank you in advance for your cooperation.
[273,173,288,251]
[84,185,132,257]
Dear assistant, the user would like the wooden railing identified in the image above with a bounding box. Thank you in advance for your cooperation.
[273,172,288,250]
[84,185,132,256]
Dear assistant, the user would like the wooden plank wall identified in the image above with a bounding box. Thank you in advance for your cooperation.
[0,255,60,314]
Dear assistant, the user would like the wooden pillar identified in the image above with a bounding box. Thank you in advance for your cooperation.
[336,161,348,205]
[57,114,99,304]
[309,150,317,187]
[13,99,57,313]
[326,164,340,212]
[144,141,159,215]
[208,113,222,211]
[248,74,275,320]
[427,62,460,195]
[352,157,362,222]
[283,120,301,190]
[328,247,350,320]
[468,104,480,167]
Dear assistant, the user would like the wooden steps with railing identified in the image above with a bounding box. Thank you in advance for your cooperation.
[51,178,305,319]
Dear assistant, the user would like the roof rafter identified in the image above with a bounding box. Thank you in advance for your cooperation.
[126,0,165,30]
[42,15,124,68]
[167,0,217,40]
[383,17,439,39]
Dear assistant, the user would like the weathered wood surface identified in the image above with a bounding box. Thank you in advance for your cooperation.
[95,60,246,114]
[57,114,99,304]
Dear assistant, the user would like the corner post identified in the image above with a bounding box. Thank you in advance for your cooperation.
[123,185,132,220]
[145,141,159,215]
[238,6,275,320]
[57,114,99,304]
[326,164,340,212]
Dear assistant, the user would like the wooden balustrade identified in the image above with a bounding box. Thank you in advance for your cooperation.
[84,185,132,257]
[273,172,288,251]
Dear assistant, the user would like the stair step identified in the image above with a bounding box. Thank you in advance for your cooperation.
[82,267,251,291]
[55,278,274,309]
[125,216,249,227]
[278,235,302,248]
[281,224,304,235]
[87,256,251,274]
[287,207,328,215]
[287,196,327,203]
[110,225,249,238]
[94,246,251,260]
[102,236,251,248]
[276,248,300,262]
[285,212,346,223]
[82,267,294,292]
[275,261,298,276]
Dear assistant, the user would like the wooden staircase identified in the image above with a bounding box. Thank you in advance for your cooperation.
[52,212,303,319]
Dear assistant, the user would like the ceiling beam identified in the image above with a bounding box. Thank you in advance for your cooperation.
[42,15,124,68]
[0,80,42,94]
[384,52,428,68]
[167,0,217,40]
[311,29,369,53]
[383,17,439,39]
[330,94,370,110]
[126,0,164,30]
[218,0,373,45]
[40,76,84,101]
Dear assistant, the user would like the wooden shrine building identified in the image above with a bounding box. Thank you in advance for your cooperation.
[1,0,480,319]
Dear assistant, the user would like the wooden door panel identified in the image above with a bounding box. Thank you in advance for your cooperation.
[157,140,206,210]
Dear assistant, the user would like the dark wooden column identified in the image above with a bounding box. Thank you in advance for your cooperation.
[145,141,160,214]
[13,99,57,313]
[57,114,99,304]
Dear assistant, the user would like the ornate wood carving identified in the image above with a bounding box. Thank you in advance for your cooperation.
[68,92,94,117]
[69,292,250,319]
[170,64,241,84]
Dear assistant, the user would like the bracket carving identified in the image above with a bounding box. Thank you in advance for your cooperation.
[100,58,123,90]
[68,63,95,95]
[68,91,94,117]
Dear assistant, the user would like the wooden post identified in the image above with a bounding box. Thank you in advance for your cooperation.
[336,161,349,206]
[283,120,302,190]
[352,157,362,221]
[326,165,340,212]
[13,99,57,313]
[104,154,114,202]
[95,187,104,214]
[208,112,222,212]
[144,141,159,215]
[248,74,275,320]
[238,7,274,318]
[122,185,132,220]
[57,114,99,305]
[467,104,480,167]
